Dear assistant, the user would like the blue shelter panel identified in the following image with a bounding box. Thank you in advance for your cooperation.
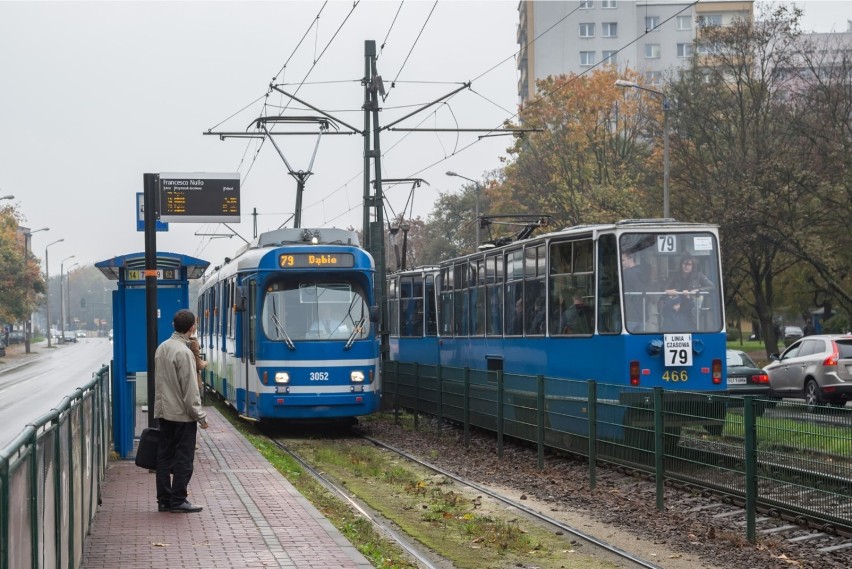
[95,251,209,458]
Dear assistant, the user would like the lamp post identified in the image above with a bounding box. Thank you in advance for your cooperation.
[615,79,670,219]
[45,239,64,348]
[22,227,49,353]
[0,194,14,201]
[445,171,482,246]
[60,255,75,343]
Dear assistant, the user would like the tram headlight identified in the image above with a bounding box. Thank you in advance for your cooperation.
[350,370,365,383]
[274,372,291,384]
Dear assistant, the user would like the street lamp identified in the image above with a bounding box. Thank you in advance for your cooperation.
[60,255,75,343]
[615,79,671,219]
[45,238,64,348]
[0,194,14,201]
[445,171,482,246]
[22,227,49,353]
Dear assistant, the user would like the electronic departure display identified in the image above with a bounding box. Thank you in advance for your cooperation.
[158,172,240,223]
[279,253,355,268]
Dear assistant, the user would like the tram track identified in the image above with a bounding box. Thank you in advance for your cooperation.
[261,425,660,569]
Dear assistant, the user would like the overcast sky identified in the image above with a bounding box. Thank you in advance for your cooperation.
[1,1,847,275]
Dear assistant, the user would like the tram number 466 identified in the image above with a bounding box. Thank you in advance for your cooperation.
[664,334,693,367]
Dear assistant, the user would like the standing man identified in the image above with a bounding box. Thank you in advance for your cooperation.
[154,309,208,513]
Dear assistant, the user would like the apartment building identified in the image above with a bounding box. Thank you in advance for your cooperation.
[517,0,754,102]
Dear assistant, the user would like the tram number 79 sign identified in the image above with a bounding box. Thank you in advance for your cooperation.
[664,334,693,367]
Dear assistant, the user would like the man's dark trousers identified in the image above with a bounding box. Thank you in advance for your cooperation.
[155,418,197,508]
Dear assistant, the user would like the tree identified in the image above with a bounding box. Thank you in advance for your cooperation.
[492,67,660,228]
[0,205,46,325]
[669,4,815,355]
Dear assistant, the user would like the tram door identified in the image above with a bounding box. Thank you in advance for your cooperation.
[244,279,258,416]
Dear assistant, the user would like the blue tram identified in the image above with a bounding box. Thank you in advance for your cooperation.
[387,219,728,441]
[197,227,381,421]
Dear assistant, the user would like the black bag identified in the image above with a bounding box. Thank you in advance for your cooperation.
[135,427,160,470]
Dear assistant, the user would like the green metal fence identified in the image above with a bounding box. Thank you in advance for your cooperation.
[384,361,852,543]
[0,364,111,569]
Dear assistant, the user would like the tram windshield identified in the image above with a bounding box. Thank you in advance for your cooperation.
[619,232,722,334]
[261,279,371,342]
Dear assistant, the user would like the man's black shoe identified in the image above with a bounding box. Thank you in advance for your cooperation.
[157,503,170,512]
[170,501,203,513]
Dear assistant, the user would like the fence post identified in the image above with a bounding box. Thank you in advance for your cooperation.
[28,430,38,569]
[537,375,545,471]
[496,370,504,458]
[0,456,7,569]
[588,381,597,490]
[413,362,420,431]
[463,368,471,448]
[436,365,443,435]
[654,387,665,511]
[390,360,400,424]
[744,396,757,543]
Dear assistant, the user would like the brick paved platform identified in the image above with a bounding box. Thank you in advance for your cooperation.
[80,408,372,569]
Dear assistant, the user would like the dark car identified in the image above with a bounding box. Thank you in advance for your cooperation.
[725,349,773,410]
[765,335,852,410]
[61,331,78,344]
[783,325,804,346]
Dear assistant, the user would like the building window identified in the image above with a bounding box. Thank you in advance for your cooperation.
[698,14,722,28]
[601,0,616,7]
[644,71,662,85]
[579,23,595,38]
[645,16,660,31]
[677,43,693,57]
[580,51,596,66]
[676,15,692,30]
[644,44,661,59]
[602,51,617,64]
[697,41,720,55]
[602,22,617,37]
[580,0,593,9]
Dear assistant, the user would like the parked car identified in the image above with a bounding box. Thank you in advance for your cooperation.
[783,325,804,346]
[61,331,77,344]
[5,331,25,344]
[765,335,852,410]
[725,349,773,411]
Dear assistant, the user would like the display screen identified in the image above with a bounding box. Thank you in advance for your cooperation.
[279,253,355,268]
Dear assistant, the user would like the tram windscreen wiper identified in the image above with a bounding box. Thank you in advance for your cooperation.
[270,298,295,350]
[344,315,365,350]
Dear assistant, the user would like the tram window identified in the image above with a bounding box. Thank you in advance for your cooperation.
[525,246,546,335]
[401,276,423,337]
[425,274,437,336]
[549,240,595,336]
[439,267,453,336]
[486,254,503,336]
[505,250,524,335]
[388,277,399,337]
[453,263,470,336]
[471,259,486,336]
[597,234,622,334]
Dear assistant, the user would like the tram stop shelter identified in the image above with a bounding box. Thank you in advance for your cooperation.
[95,252,209,458]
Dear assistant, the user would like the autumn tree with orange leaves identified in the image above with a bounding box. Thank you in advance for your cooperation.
[489,67,665,230]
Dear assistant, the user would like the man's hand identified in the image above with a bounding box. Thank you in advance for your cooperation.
[199,419,209,430]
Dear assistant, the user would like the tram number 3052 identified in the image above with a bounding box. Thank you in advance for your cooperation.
[309,371,330,381]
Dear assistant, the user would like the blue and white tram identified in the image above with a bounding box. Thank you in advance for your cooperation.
[198,228,381,421]
[388,219,728,437]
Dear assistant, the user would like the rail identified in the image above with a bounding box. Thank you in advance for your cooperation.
[0,364,111,569]
[383,360,852,544]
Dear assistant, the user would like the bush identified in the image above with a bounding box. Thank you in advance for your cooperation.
[822,314,851,334]
[726,329,741,342]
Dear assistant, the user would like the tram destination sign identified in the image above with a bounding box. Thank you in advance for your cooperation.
[158,172,240,223]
